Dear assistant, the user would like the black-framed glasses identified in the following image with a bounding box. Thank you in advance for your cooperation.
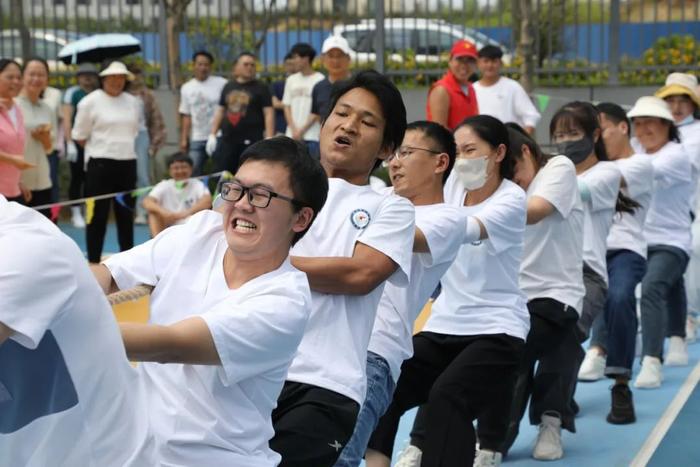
[219,181,304,209]
[385,145,442,164]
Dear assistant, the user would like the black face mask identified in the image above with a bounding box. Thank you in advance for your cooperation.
[557,136,594,164]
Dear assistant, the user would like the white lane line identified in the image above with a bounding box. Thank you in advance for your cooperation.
[630,359,700,467]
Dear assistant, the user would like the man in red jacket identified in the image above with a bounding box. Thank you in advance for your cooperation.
[426,40,480,130]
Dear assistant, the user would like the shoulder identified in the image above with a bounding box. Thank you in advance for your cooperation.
[498,178,527,201]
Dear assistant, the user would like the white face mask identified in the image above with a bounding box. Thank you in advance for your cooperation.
[454,156,489,191]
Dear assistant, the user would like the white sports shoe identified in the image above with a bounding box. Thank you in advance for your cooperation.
[578,349,606,381]
[665,336,689,366]
[70,206,86,228]
[686,317,697,344]
[532,411,563,461]
[634,356,663,388]
[394,445,422,467]
[474,449,502,467]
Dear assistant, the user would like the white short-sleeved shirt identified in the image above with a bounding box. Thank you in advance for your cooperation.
[286,178,415,403]
[424,174,529,340]
[0,196,155,467]
[643,142,694,253]
[369,201,465,382]
[147,178,209,224]
[606,154,654,259]
[473,77,541,128]
[105,211,311,467]
[282,71,325,142]
[578,161,621,284]
[71,89,140,161]
[179,76,228,142]
[520,156,585,313]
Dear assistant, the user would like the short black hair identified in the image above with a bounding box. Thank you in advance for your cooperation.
[167,152,194,167]
[405,120,456,185]
[284,52,294,61]
[234,51,256,64]
[327,70,407,155]
[239,136,328,245]
[596,102,631,140]
[289,43,316,62]
[0,58,21,74]
[478,45,503,59]
[506,122,548,169]
[192,50,214,64]
[456,115,514,180]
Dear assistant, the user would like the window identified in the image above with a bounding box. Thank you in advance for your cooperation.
[384,28,413,53]
[341,30,373,53]
[416,30,456,55]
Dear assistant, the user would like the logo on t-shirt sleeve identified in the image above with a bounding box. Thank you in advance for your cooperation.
[350,209,371,229]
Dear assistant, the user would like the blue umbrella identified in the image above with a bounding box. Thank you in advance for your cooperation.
[58,33,141,65]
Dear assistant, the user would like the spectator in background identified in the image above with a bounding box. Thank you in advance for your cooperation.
[179,50,227,175]
[41,83,62,204]
[207,52,274,173]
[72,61,140,264]
[126,63,167,225]
[0,58,31,203]
[310,35,352,125]
[142,152,211,237]
[271,53,297,135]
[474,45,541,135]
[427,40,479,130]
[16,58,56,219]
[283,42,324,157]
[63,63,99,228]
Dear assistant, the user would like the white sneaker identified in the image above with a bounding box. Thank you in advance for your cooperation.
[665,336,689,366]
[532,411,563,461]
[70,206,85,228]
[578,349,606,381]
[474,449,502,467]
[394,445,422,467]
[634,356,663,388]
[686,317,697,344]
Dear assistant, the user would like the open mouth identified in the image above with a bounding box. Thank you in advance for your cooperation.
[335,135,352,147]
[391,173,404,183]
[232,218,257,232]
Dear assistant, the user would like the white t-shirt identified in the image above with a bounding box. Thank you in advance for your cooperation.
[105,211,312,467]
[147,178,209,224]
[424,174,529,340]
[606,154,654,259]
[643,141,694,253]
[519,156,585,313]
[72,89,140,161]
[578,161,621,284]
[678,119,700,211]
[286,178,415,403]
[282,71,325,142]
[0,196,155,467]
[473,77,541,128]
[369,201,465,382]
[179,75,228,142]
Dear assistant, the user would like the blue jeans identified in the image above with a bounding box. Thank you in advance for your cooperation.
[334,351,395,467]
[641,245,689,360]
[590,250,647,378]
[305,140,320,160]
[134,129,151,218]
[189,140,208,176]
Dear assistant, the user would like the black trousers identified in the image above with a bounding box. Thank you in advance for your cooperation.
[27,188,53,220]
[271,381,360,467]
[213,139,254,175]
[368,332,523,467]
[69,145,86,200]
[85,158,136,263]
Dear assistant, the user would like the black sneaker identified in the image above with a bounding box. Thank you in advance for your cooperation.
[607,383,636,424]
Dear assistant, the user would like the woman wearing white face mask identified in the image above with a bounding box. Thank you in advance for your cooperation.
[368,115,528,467]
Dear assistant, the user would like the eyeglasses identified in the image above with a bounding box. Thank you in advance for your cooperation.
[385,145,442,164]
[219,181,304,209]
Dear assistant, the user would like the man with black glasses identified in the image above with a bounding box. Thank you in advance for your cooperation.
[90,137,328,466]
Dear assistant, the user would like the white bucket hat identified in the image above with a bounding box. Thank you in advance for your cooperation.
[99,61,134,80]
[655,72,700,108]
[627,96,674,122]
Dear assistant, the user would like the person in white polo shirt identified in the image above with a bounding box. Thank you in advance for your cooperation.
[91,137,328,467]
[473,45,541,134]
[270,70,415,467]
[0,196,155,467]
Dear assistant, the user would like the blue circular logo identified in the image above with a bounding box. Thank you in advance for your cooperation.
[350,209,371,229]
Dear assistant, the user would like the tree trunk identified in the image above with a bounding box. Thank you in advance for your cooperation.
[11,0,32,60]
[166,14,182,89]
[518,0,535,93]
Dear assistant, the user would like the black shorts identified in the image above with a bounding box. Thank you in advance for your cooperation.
[271,381,360,467]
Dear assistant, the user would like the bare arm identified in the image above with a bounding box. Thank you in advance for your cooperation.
[291,243,398,295]
[272,95,285,110]
[180,114,192,151]
[427,86,450,128]
[263,106,274,138]
[526,196,556,225]
[142,196,173,218]
[525,126,536,135]
[186,192,212,215]
[120,317,220,365]
[90,263,119,293]
[413,227,430,253]
[0,321,13,346]
[209,106,224,136]
[0,152,35,170]
[62,104,74,143]
[284,106,297,135]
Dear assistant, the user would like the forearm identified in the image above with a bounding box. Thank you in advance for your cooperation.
[90,263,119,293]
[284,106,295,129]
[210,107,224,135]
[298,114,319,136]
[180,115,191,144]
[186,195,212,216]
[142,197,170,217]
[291,256,394,295]
[62,106,73,141]
[264,107,274,138]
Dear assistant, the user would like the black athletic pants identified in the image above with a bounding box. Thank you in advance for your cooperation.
[368,332,523,467]
[69,145,86,200]
[27,188,53,220]
[85,158,136,263]
[271,381,360,467]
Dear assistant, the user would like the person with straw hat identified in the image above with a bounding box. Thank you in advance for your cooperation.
[72,60,140,264]
[626,96,694,389]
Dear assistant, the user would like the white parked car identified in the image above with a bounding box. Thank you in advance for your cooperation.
[332,18,512,66]
[0,29,73,72]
